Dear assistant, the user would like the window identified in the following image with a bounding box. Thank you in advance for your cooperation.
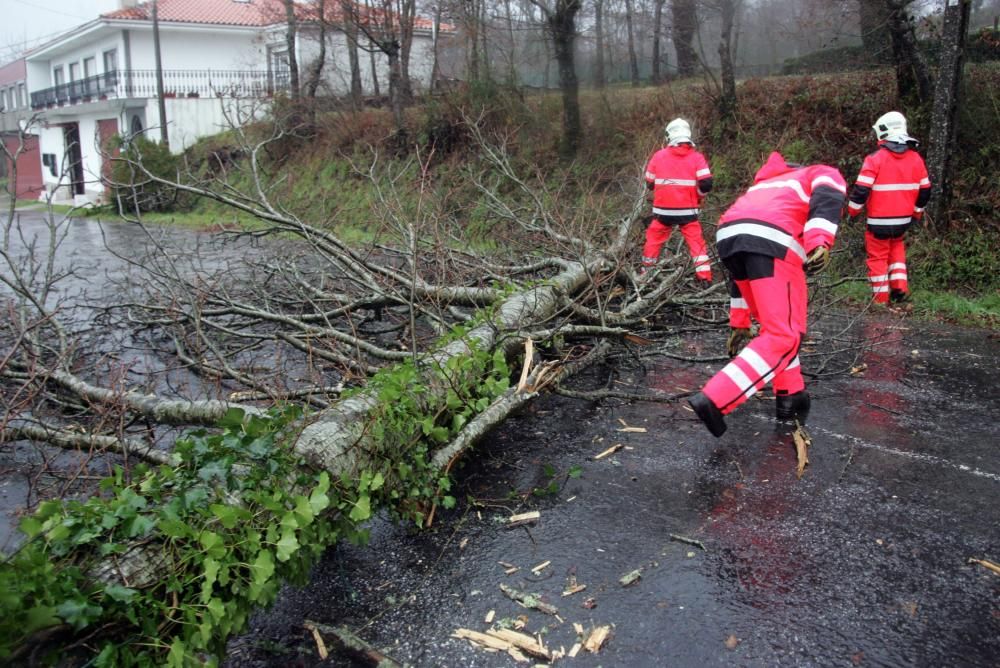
[18,83,25,108]
[103,49,118,74]
[84,57,96,79]
[53,66,65,86]
[1,88,8,111]
[69,62,80,81]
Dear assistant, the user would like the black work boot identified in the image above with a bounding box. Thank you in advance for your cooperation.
[688,392,727,437]
[890,289,910,304]
[775,390,811,422]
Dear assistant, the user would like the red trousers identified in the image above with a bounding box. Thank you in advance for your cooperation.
[643,220,712,280]
[703,252,806,415]
[865,231,908,303]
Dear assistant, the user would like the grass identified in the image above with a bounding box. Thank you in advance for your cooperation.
[832,281,1000,328]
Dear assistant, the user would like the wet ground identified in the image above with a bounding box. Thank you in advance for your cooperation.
[228,317,1000,667]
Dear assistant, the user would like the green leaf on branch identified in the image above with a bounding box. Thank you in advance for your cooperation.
[349,494,372,522]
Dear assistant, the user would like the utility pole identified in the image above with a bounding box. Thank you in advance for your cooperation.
[153,0,169,148]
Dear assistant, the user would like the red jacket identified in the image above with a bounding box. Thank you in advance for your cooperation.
[645,144,713,224]
[716,152,847,262]
[848,142,930,238]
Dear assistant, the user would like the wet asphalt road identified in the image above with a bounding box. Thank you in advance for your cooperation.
[228,316,1000,667]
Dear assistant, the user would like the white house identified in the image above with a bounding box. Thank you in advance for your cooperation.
[24,0,446,205]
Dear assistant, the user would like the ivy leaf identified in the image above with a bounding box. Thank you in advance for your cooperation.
[250,549,275,587]
[56,598,102,630]
[199,531,226,560]
[217,407,246,429]
[24,605,60,634]
[167,637,187,668]
[127,514,155,538]
[19,516,43,539]
[441,495,457,509]
[198,460,229,483]
[349,494,371,522]
[103,584,137,603]
[308,487,330,515]
[210,504,240,529]
[158,518,191,539]
[207,597,225,622]
[293,495,315,527]
[369,471,385,492]
[543,463,556,479]
[275,528,300,562]
[201,558,220,603]
[568,465,583,479]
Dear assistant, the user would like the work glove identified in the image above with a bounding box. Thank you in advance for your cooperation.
[726,327,753,358]
[805,246,830,275]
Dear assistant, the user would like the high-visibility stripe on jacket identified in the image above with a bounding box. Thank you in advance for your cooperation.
[848,142,930,239]
[716,152,847,262]
[645,144,713,225]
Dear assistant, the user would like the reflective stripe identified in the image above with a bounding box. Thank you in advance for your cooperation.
[848,201,863,211]
[696,168,712,177]
[914,206,924,213]
[695,265,712,273]
[811,175,846,193]
[717,222,806,261]
[654,207,700,216]
[867,216,911,226]
[654,178,698,186]
[888,263,906,271]
[645,171,656,180]
[872,286,890,293]
[692,255,709,262]
[804,218,838,235]
[889,272,908,281]
[731,298,748,309]
[919,177,930,186]
[856,175,875,185]
[786,356,801,370]
[869,274,889,282]
[739,348,772,378]
[871,183,921,191]
[722,362,756,398]
[748,179,809,204]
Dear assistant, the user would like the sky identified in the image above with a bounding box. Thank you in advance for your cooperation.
[0,0,122,63]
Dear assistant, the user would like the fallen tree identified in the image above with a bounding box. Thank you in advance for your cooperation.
[0,108,865,664]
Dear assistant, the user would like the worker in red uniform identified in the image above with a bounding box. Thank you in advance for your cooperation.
[688,152,847,437]
[847,111,931,305]
[641,118,714,282]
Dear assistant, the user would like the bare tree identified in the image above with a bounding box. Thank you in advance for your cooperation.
[284,0,302,98]
[652,0,667,82]
[717,0,740,117]
[303,0,330,98]
[926,0,973,224]
[625,0,642,85]
[672,0,699,76]
[859,0,893,61]
[885,0,932,104]
[528,0,584,156]
[594,0,608,87]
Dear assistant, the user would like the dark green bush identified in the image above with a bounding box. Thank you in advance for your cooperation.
[111,136,189,213]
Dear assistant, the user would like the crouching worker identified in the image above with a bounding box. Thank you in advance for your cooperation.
[688,152,847,437]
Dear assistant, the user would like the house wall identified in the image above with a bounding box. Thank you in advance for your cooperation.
[127,27,266,72]
[45,33,127,82]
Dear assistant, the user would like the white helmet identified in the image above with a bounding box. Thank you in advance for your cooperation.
[872,111,915,143]
[665,118,693,146]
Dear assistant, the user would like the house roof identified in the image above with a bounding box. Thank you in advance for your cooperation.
[102,0,445,31]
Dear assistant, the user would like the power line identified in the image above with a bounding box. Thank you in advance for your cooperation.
[9,0,93,21]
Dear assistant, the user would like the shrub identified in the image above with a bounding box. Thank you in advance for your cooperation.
[111,136,189,213]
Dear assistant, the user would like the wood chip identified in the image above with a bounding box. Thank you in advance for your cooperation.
[573,623,585,635]
[725,634,739,650]
[507,511,540,527]
[505,566,520,575]
[593,443,624,460]
[517,339,535,392]
[562,584,587,597]
[500,583,559,615]
[617,427,647,433]
[969,557,1000,576]
[793,426,811,479]
[531,560,551,574]
[453,628,517,654]
[309,625,329,659]
[568,643,582,658]
[460,537,469,549]
[584,625,611,653]
[619,568,643,586]
[488,628,552,659]
[485,609,495,624]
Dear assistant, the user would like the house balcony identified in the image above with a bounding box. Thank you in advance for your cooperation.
[30,69,290,110]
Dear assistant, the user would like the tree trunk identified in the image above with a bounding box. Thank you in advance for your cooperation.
[284,0,301,99]
[504,0,519,85]
[467,0,481,81]
[304,0,328,98]
[885,0,931,105]
[398,0,416,99]
[859,0,892,63]
[926,0,972,226]
[344,0,363,107]
[594,0,606,88]
[546,0,583,157]
[625,0,641,86]
[718,0,738,118]
[652,0,666,83]
[672,0,698,77]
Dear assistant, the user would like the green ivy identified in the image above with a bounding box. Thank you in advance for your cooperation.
[0,331,515,665]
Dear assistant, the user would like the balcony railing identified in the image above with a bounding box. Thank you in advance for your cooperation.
[31,69,290,110]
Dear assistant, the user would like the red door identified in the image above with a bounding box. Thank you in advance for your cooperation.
[2,133,43,199]
[97,118,119,196]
